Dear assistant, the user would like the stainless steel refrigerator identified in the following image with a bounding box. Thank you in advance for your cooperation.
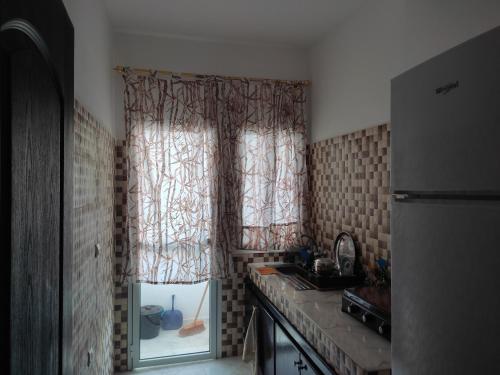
[391,26,500,374]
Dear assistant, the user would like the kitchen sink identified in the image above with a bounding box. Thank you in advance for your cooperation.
[274,264,364,291]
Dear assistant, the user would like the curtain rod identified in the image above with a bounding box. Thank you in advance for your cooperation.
[113,65,311,86]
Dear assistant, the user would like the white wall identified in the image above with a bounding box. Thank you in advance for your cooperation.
[141,281,210,321]
[114,32,310,81]
[63,0,117,137]
[112,32,310,139]
[309,0,500,142]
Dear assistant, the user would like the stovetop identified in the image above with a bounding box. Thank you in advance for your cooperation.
[342,286,391,340]
[345,286,391,317]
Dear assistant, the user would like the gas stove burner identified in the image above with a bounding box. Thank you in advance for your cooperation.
[341,286,391,341]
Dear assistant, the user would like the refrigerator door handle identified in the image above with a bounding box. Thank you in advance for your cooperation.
[392,193,410,201]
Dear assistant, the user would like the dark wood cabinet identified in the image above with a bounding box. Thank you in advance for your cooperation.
[275,323,318,375]
[259,307,275,375]
[1,1,74,374]
[245,281,276,375]
[275,323,301,375]
[245,279,333,375]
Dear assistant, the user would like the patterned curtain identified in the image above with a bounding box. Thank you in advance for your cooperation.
[236,81,308,250]
[123,70,308,284]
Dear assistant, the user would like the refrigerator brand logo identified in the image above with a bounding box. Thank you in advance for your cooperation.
[435,81,459,95]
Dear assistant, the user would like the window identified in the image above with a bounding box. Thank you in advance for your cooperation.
[240,128,306,250]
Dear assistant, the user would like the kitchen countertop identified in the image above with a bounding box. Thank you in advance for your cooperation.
[248,262,391,375]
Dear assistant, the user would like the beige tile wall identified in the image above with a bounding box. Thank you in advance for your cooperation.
[309,123,391,270]
[73,101,115,375]
[220,252,284,357]
[113,141,129,372]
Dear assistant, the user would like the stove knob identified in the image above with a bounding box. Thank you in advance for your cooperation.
[378,323,386,335]
[347,303,356,313]
[361,313,370,323]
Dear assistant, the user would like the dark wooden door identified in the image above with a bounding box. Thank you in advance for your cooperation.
[297,354,319,375]
[10,43,63,375]
[245,286,275,375]
[0,1,74,374]
[275,324,319,375]
[258,307,275,375]
[275,323,300,375]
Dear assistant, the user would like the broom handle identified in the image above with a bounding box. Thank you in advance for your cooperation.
[193,282,209,321]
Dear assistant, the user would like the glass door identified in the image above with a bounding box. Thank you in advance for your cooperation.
[130,280,218,368]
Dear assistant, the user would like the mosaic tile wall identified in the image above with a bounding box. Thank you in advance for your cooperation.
[113,141,129,372]
[73,101,115,375]
[309,123,391,270]
[220,252,284,357]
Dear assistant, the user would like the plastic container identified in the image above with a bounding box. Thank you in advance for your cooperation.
[140,305,164,340]
[161,295,183,330]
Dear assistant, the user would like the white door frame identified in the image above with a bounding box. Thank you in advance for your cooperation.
[128,280,219,369]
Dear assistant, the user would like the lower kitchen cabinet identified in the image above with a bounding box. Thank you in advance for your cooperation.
[259,307,275,375]
[276,323,318,375]
[245,278,335,375]
[275,322,300,375]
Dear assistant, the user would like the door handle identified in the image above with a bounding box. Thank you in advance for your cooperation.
[392,193,409,200]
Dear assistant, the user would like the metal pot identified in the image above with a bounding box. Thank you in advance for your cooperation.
[313,258,335,275]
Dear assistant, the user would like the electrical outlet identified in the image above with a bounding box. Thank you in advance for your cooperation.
[95,243,101,258]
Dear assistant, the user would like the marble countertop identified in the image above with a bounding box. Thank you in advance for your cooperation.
[248,262,391,375]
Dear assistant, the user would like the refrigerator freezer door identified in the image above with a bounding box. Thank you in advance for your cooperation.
[392,199,500,375]
[391,26,500,193]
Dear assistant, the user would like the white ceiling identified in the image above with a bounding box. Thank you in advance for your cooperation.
[104,0,366,47]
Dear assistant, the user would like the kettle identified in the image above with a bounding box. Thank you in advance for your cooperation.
[313,258,335,275]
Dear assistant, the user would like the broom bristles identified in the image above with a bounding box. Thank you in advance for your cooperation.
[178,319,205,337]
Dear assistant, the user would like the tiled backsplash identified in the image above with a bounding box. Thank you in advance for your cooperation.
[73,101,115,374]
[309,124,391,270]
[113,141,129,372]
[220,252,284,357]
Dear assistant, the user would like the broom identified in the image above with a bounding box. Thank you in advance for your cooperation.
[178,281,209,337]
